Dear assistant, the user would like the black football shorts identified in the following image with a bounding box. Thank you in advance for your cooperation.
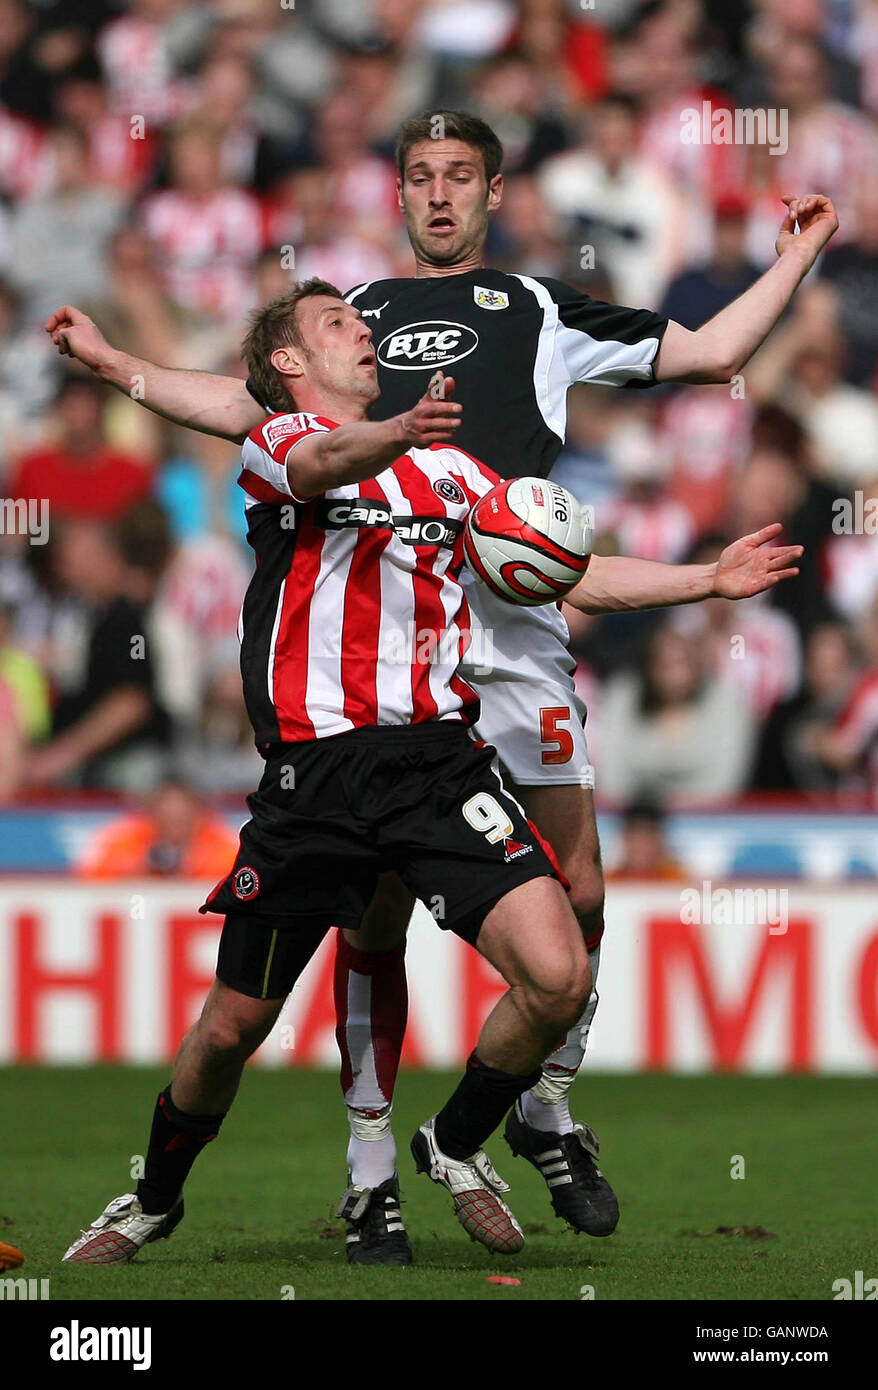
[201,721,561,999]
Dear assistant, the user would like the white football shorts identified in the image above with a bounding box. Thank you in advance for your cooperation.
[459,570,593,788]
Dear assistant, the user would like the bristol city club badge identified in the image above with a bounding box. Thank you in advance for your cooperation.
[474,285,509,311]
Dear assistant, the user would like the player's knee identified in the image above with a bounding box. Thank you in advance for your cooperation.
[524,955,592,1032]
[198,1008,259,1061]
[562,957,594,1026]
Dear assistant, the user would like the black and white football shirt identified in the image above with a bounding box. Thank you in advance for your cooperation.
[344,269,668,479]
[247,270,667,480]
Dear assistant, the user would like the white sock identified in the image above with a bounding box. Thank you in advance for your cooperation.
[523,946,601,1134]
[346,1105,397,1189]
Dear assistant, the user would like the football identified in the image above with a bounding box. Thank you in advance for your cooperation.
[464,477,593,606]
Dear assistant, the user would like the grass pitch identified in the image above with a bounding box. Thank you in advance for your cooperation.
[3,1067,876,1301]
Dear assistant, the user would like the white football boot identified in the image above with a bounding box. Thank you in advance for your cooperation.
[62,1193,184,1264]
[411,1116,525,1254]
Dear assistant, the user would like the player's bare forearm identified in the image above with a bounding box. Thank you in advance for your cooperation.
[288,375,462,498]
[656,194,839,384]
[96,351,260,442]
[290,417,418,498]
[567,555,717,614]
[568,525,802,614]
[45,305,262,443]
[656,252,811,383]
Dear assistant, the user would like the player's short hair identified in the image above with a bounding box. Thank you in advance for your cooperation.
[242,277,344,413]
[396,110,504,184]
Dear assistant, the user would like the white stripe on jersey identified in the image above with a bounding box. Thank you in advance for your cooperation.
[344,283,375,305]
[266,578,286,711]
[368,467,417,726]
[303,526,359,738]
[408,448,479,713]
[514,272,661,405]
[513,274,569,441]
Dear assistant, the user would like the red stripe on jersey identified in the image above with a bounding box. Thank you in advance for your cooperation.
[271,509,326,739]
[237,468,291,507]
[395,461,476,721]
[340,477,393,726]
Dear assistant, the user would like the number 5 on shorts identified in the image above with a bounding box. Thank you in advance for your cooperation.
[462,792,513,844]
[539,706,574,765]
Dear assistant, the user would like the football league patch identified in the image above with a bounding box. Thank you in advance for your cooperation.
[263,414,325,451]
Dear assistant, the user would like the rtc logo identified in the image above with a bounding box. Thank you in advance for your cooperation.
[378,321,478,371]
[232,866,261,901]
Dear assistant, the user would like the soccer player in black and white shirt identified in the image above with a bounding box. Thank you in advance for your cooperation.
[47,111,836,1256]
[61,282,803,1266]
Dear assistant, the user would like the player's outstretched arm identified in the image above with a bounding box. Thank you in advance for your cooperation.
[45,306,263,443]
[655,194,839,384]
[286,374,462,499]
[567,524,803,615]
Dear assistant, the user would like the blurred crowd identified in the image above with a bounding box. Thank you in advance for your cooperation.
[0,0,877,815]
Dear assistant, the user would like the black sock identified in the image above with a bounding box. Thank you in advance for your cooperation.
[433,1052,542,1160]
[136,1086,226,1215]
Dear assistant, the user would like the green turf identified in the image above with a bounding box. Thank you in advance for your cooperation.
[2,1067,876,1301]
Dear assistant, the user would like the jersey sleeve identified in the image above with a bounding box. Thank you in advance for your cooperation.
[540,278,668,389]
[239,412,335,506]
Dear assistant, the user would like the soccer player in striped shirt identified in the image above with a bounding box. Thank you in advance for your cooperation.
[61,281,802,1266]
[48,110,834,1258]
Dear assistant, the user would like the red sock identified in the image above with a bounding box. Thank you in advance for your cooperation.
[333,931,408,1111]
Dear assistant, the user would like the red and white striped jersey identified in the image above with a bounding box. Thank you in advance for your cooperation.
[237,412,499,744]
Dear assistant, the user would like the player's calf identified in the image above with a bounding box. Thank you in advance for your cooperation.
[411,876,590,1252]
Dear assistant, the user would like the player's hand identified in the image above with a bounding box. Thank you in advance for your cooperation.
[44,305,114,372]
[397,373,462,447]
[776,194,839,266]
[713,523,803,599]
